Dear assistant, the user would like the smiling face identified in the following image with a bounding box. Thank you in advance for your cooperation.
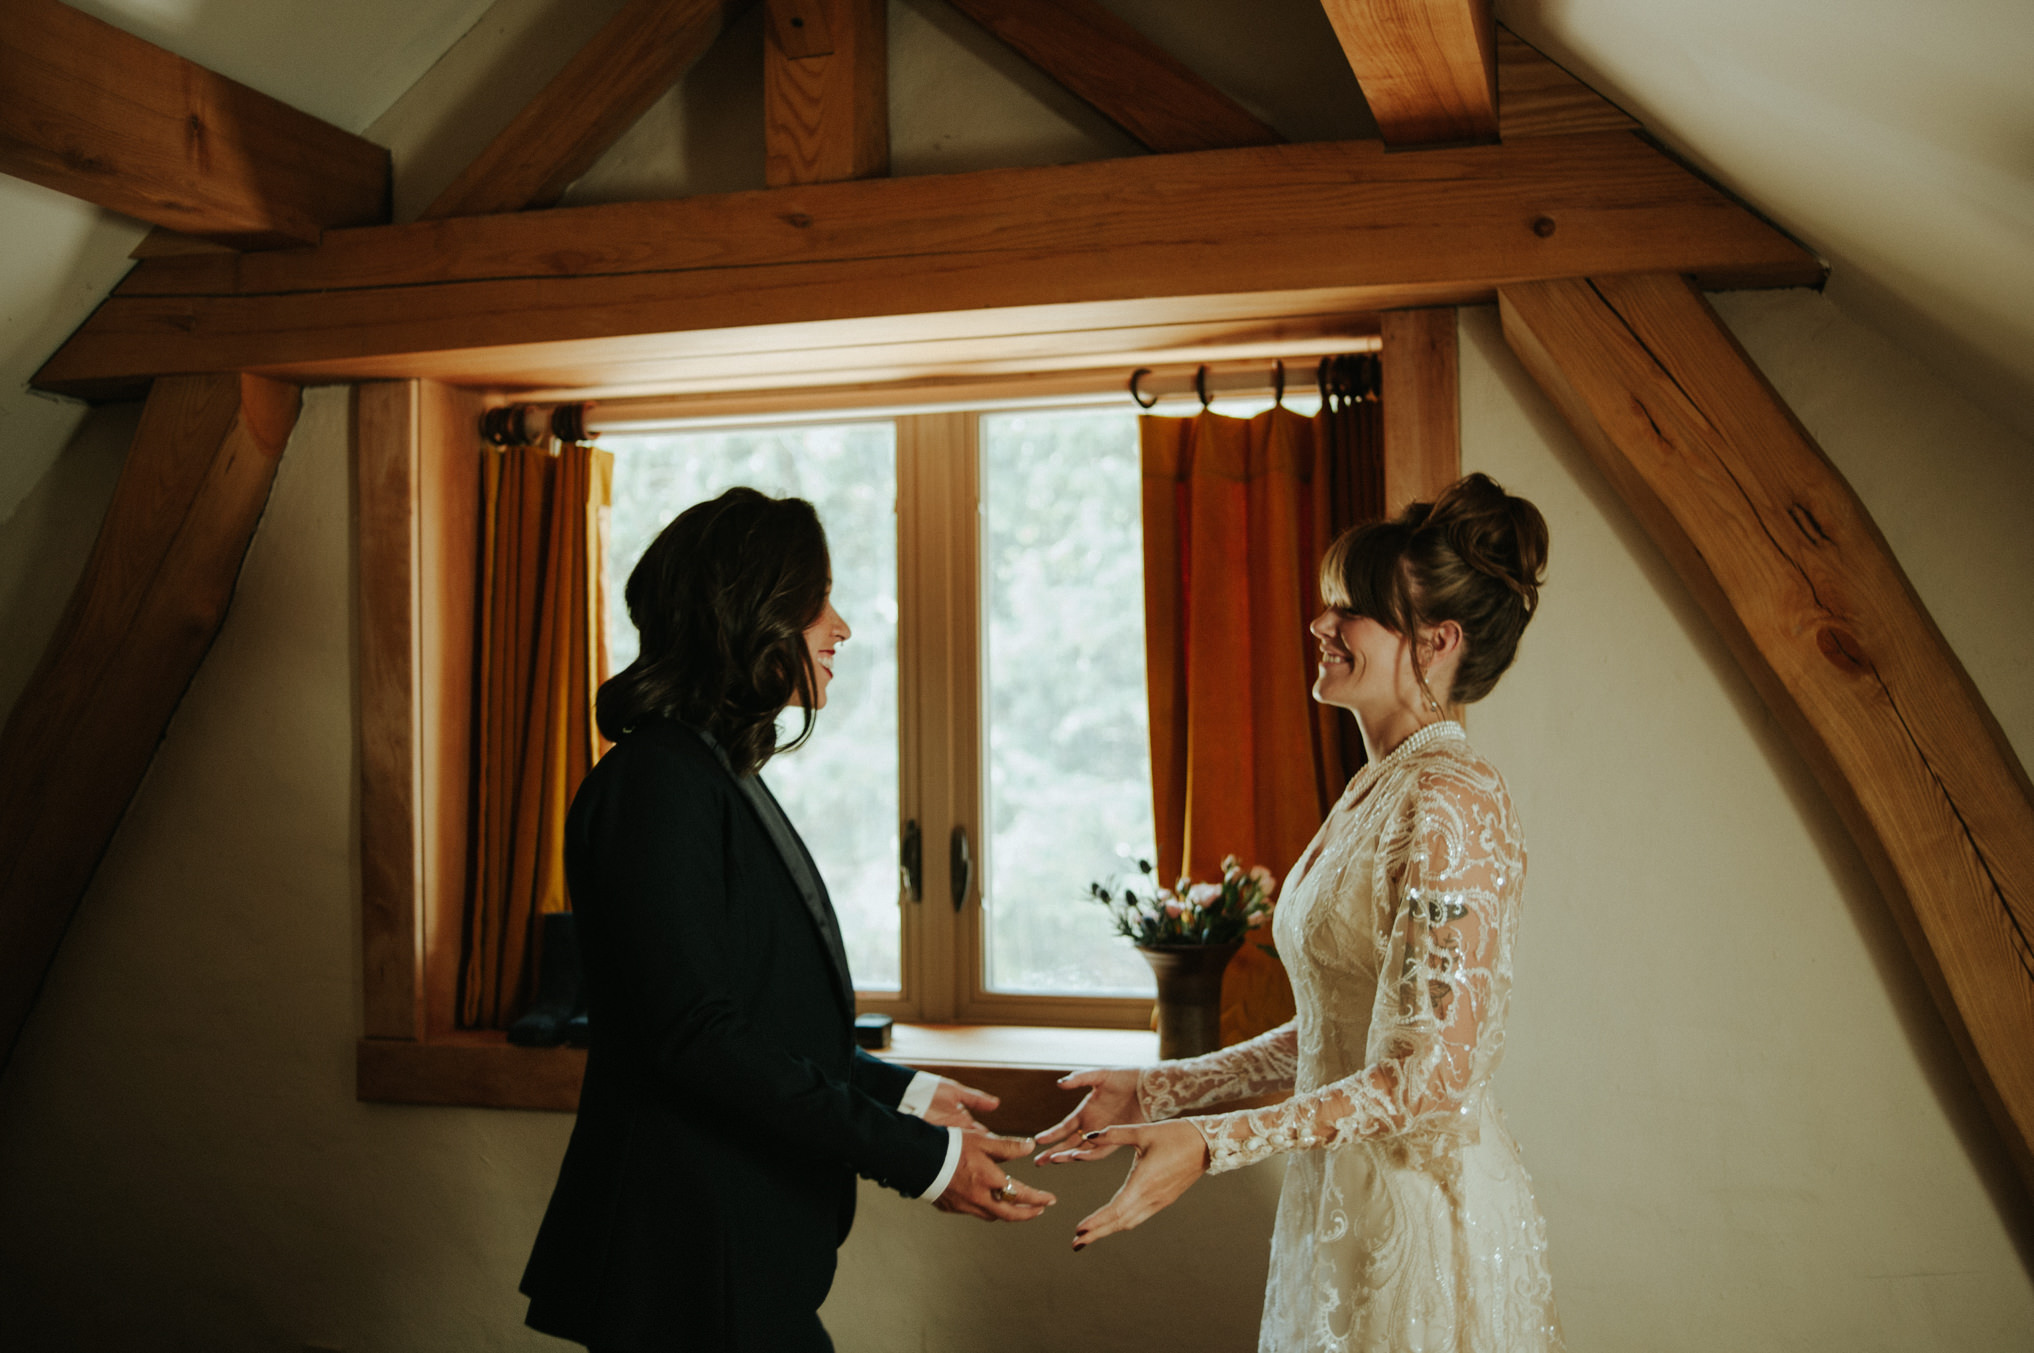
[1309,607,1414,717]
[797,589,850,710]
[1309,605,1463,759]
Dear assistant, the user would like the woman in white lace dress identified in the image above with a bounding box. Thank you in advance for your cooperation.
[1037,473,1562,1352]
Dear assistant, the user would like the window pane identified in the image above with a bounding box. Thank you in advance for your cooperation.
[604,424,902,991]
[980,409,1157,996]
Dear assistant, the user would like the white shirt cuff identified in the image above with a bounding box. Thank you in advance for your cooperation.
[918,1127,964,1202]
[897,1070,940,1120]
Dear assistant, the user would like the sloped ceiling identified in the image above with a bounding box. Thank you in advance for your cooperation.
[2,0,2029,523]
[1497,0,2034,442]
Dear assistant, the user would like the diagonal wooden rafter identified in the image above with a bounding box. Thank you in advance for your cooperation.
[764,0,887,185]
[943,0,1282,153]
[0,0,388,247]
[1494,24,1637,140]
[1500,274,2034,1200]
[33,132,1820,400]
[0,372,302,1070]
[1319,0,1497,147]
[423,0,747,220]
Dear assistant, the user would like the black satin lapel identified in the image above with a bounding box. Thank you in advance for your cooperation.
[742,776,855,1005]
[692,730,855,1013]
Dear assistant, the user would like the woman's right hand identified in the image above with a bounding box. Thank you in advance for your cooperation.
[1033,1068,1147,1162]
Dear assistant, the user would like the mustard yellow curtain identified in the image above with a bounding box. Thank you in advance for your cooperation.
[1140,386,1383,1044]
[459,441,613,1030]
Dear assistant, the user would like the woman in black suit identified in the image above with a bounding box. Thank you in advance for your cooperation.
[521,488,1053,1352]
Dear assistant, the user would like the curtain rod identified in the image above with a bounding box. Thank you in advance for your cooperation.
[1128,351,1381,410]
[477,344,1382,444]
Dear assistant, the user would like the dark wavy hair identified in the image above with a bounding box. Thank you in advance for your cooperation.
[1321,472,1549,706]
[597,488,830,774]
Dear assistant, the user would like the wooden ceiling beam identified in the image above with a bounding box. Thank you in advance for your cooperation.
[764,0,887,186]
[0,372,301,1069]
[1319,0,1498,147]
[0,0,387,247]
[31,133,1820,399]
[1494,24,1637,140]
[496,304,1383,402]
[1379,308,1460,515]
[943,0,1281,153]
[423,0,744,219]
[1500,273,2034,1202]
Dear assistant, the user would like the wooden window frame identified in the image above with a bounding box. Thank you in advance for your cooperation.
[352,313,1457,1111]
[853,408,1151,1029]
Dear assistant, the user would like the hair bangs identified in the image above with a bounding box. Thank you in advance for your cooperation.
[1320,519,1415,634]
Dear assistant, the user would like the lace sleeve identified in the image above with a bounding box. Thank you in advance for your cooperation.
[1136,1021,1299,1120]
[1189,769,1516,1174]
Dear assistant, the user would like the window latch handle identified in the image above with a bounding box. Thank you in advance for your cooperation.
[901,818,923,903]
[950,824,973,914]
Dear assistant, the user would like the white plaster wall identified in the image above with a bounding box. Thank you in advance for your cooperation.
[0,400,135,720]
[0,179,148,526]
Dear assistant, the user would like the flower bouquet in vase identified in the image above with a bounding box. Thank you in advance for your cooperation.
[1088,855,1277,1059]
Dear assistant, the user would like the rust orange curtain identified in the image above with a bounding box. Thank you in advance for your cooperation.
[1141,384,1382,1044]
[459,440,613,1030]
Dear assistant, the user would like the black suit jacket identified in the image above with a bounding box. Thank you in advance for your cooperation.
[521,717,947,1351]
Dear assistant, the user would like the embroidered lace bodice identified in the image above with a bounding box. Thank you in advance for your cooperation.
[1137,722,1562,1352]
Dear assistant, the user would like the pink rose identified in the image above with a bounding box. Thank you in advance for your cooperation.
[1164,898,1185,917]
[1248,910,1271,928]
[1187,882,1222,907]
[1249,865,1277,896]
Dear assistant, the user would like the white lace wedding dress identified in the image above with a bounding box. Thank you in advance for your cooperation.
[1139,722,1562,1352]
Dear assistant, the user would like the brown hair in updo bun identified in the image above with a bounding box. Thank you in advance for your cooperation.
[1319,472,1549,705]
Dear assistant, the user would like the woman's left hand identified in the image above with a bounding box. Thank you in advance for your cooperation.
[1042,1119,1209,1250]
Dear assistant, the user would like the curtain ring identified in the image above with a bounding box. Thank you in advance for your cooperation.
[481,403,542,447]
[551,401,596,443]
[1129,367,1158,409]
[1272,358,1286,407]
[1196,364,1212,409]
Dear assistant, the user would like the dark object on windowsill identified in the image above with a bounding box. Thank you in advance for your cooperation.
[509,912,586,1048]
[854,1013,893,1050]
[1138,941,1243,1060]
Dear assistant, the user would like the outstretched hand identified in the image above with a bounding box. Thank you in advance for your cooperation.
[1038,1120,1209,1251]
[921,1076,999,1130]
[935,1130,1057,1222]
[1032,1067,1146,1160]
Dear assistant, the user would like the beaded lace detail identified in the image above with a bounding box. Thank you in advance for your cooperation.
[1136,722,1562,1351]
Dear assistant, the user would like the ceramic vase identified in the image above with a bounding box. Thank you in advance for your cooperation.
[1137,940,1243,1060]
